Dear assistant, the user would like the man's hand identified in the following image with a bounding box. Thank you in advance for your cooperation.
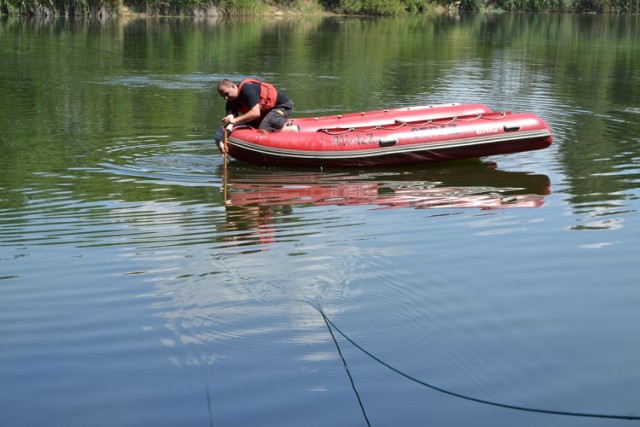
[221,114,236,127]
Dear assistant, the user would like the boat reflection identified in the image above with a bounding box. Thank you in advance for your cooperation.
[222,162,551,211]
[217,162,551,250]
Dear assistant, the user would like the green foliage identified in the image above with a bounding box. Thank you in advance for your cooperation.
[218,0,266,15]
[403,0,428,12]
[325,0,403,14]
[323,0,440,14]
[2,0,640,17]
[459,0,484,11]
[0,0,120,15]
[572,0,603,11]
[487,0,640,11]
[614,0,640,12]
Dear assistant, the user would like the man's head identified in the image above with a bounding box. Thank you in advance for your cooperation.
[218,79,238,101]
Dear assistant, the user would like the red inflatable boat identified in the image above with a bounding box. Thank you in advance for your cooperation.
[219,103,553,168]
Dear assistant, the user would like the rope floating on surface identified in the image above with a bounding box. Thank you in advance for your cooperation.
[316,306,640,421]
[321,309,371,427]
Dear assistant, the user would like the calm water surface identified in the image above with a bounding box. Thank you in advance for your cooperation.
[1,14,639,427]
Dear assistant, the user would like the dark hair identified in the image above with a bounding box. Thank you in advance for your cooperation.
[217,79,233,92]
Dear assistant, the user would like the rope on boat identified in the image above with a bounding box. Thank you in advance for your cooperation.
[320,121,408,135]
[456,113,485,121]
[315,305,640,421]
[318,112,507,135]
[482,111,508,120]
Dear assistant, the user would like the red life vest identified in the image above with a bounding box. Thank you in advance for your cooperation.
[236,79,278,114]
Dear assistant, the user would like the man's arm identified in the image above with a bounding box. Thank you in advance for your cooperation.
[223,103,261,126]
[222,84,261,126]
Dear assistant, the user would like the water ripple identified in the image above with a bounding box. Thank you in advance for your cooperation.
[99,137,220,188]
[96,73,225,91]
[2,156,555,253]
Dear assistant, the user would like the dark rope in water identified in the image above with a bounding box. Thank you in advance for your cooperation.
[205,380,214,427]
[321,309,372,427]
[316,307,640,421]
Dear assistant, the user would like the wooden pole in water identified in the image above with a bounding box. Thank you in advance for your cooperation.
[223,127,228,171]
[222,127,228,204]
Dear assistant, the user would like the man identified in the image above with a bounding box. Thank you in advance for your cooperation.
[217,78,297,133]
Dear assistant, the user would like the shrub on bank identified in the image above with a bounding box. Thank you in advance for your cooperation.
[459,0,640,11]
[0,0,120,16]
[1,0,638,16]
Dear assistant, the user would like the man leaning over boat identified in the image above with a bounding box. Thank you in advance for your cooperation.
[217,78,298,134]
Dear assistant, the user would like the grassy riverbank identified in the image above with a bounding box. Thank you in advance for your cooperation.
[1,0,638,18]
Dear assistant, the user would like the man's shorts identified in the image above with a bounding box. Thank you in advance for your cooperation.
[259,101,294,132]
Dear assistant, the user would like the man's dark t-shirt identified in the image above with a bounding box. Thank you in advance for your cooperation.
[226,82,293,131]
[226,83,291,121]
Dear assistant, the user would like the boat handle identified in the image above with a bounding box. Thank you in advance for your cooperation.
[379,138,398,147]
[504,125,520,132]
